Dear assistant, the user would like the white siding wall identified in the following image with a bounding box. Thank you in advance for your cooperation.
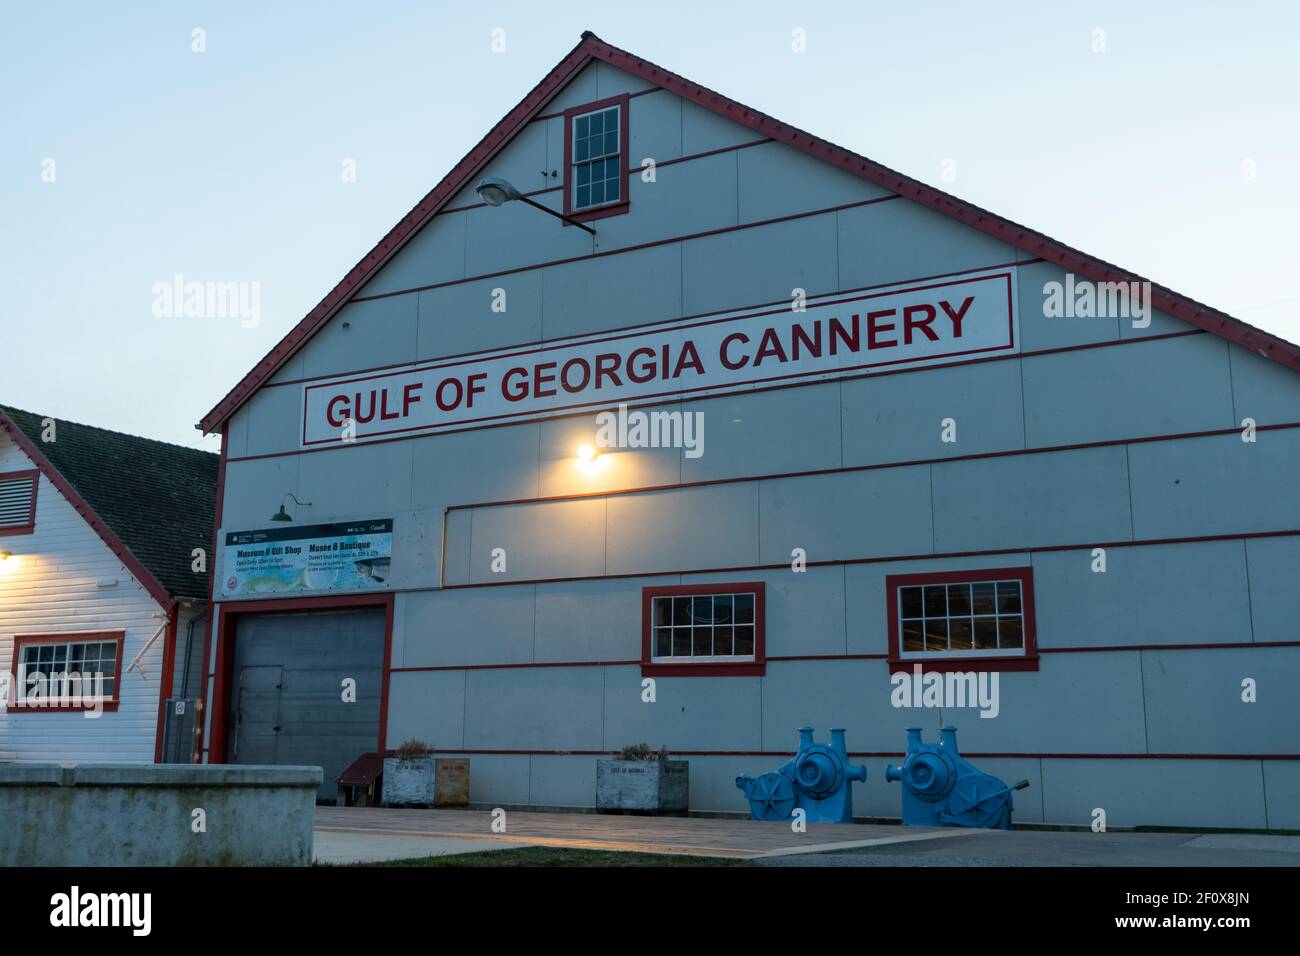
[211,61,1300,827]
[0,433,169,763]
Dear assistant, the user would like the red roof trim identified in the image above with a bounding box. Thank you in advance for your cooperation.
[0,408,176,611]
[197,31,1300,434]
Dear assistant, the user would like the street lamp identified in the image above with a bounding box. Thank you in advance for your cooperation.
[271,493,312,523]
[475,177,596,235]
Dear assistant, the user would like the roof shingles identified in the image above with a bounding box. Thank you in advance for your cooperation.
[1,406,217,600]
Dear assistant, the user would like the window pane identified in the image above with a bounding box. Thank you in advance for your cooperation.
[947,584,972,616]
[971,583,997,615]
[604,131,617,155]
[653,598,672,627]
[925,618,948,651]
[576,185,590,208]
[998,581,1022,614]
[900,586,922,618]
[576,115,589,137]
[672,628,691,657]
[672,597,692,626]
[99,678,115,698]
[693,626,712,657]
[606,177,620,202]
[603,107,618,130]
[575,138,589,162]
[998,618,1023,649]
[590,111,604,134]
[733,594,754,624]
[902,620,924,652]
[950,618,974,650]
[713,625,734,656]
[733,625,754,657]
[577,162,591,186]
[923,586,947,617]
[974,617,998,648]
[713,594,733,624]
[591,180,604,204]
[691,595,712,623]
[653,626,672,657]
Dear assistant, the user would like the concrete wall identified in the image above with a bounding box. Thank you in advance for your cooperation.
[208,61,1300,829]
[0,764,321,866]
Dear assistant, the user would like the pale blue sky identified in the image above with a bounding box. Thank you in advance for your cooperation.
[3,1,1297,449]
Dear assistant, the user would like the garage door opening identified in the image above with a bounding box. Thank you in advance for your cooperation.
[227,605,386,801]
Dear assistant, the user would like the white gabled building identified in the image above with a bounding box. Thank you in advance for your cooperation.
[0,406,216,763]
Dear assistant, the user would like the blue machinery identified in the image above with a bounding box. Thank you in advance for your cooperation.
[886,726,1029,829]
[736,727,867,824]
[737,725,1028,828]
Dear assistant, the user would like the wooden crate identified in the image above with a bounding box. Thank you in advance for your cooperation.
[433,758,469,807]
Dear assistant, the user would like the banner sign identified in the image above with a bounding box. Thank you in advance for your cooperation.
[221,519,392,597]
[302,268,1018,446]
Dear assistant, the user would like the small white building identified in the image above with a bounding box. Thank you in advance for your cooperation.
[0,406,216,763]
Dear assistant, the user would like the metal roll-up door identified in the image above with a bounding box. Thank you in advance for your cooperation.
[229,606,385,800]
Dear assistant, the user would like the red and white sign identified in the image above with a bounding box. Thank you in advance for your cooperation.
[302,268,1018,446]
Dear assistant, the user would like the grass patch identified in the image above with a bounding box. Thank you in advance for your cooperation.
[334,846,754,867]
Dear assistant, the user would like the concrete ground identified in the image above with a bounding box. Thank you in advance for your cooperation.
[312,806,1300,865]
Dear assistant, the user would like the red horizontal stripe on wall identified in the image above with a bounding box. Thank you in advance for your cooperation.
[435,527,1300,591]
[367,747,1300,761]
[388,639,1300,674]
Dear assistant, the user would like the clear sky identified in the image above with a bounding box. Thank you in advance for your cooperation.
[3,1,1297,449]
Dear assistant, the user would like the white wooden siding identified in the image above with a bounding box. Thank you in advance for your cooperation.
[0,433,169,763]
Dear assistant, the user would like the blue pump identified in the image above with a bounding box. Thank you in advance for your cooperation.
[736,726,867,823]
[885,725,1029,829]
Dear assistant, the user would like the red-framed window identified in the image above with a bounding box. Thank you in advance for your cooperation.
[0,468,38,536]
[885,567,1038,672]
[562,94,630,224]
[9,631,125,712]
[641,582,765,677]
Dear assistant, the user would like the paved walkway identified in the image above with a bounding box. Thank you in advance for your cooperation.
[313,806,1300,866]
[312,806,979,862]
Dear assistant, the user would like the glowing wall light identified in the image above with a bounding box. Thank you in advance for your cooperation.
[575,444,609,476]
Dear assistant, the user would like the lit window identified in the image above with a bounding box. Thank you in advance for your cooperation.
[886,568,1038,671]
[641,583,766,676]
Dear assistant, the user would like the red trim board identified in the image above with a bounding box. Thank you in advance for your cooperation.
[199,32,1300,434]
[9,631,126,713]
[885,567,1039,673]
[562,93,631,224]
[640,581,766,677]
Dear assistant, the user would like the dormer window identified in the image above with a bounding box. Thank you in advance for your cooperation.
[563,95,630,223]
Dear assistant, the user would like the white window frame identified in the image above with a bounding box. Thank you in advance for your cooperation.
[896,577,1029,660]
[15,635,121,705]
[569,104,623,213]
[650,591,759,665]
